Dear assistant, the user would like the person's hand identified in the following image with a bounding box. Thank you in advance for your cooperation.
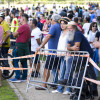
[72,45,79,51]
[36,46,41,53]
[93,41,100,48]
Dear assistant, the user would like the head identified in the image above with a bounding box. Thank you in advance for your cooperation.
[89,22,98,32]
[0,12,5,23]
[5,9,10,16]
[59,11,67,18]
[74,17,78,24]
[67,13,73,21]
[21,14,28,24]
[40,14,45,20]
[51,14,61,25]
[11,11,15,18]
[85,17,90,23]
[60,17,70,30]
[67,21,78,41]
[30,19,37,28]
[19,9,24,16]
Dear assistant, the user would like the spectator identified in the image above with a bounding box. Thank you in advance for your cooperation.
[0,12,11,76]
[83,17,91,37]
[30,19,41,77]
[10,14,31,82]
[52,17,71,94]
[35,14,61,90]
[58,21,98,97]
[40,14,46,24]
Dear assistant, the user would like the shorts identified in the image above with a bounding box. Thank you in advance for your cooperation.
[45,55,61,70]
[31,51,40,64]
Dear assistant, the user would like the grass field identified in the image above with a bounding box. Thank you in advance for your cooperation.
[0,78,18,100]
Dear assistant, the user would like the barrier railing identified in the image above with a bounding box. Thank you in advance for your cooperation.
[26,49,90,100]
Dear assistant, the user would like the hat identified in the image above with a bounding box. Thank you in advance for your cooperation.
[59,11,67,17]
[67,21,76,26]
[92,18,97,22]
[59,17,70,24]
[51,14,61,22]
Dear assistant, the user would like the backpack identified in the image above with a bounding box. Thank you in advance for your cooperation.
[70,70,94,100]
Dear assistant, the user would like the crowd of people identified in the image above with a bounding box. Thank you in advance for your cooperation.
[0,2,100,99]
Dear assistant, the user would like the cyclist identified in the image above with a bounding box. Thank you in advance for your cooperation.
[0,12,11,76]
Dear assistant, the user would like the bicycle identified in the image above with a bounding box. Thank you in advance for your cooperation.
[0,49,14,79]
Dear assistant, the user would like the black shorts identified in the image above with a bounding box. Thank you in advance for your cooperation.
[45,56,61,70]
[31,51,40,64]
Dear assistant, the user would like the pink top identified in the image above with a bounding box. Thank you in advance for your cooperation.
[0,25,3,47]
[16,24,31,43]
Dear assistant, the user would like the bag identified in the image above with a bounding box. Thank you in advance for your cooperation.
[70,70,94,100]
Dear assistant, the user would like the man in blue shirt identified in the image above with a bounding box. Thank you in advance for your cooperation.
[36,14,61,90]
[59,21,98,96]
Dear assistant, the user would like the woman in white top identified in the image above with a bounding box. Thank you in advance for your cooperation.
[52,17,71,94]
[87,22,99,51]
[5,9,10,25]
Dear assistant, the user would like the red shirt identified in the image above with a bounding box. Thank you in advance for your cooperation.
[16,24,31,43]
[40,19,46,24]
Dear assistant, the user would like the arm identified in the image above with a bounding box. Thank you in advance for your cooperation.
[36,38,41,45]
[12,31,19,38]
[3,30,11,43]
[37,34,51,51]
[67,42,80,51]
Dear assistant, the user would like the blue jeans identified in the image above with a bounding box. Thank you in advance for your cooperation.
[64,56,97,91]
[13,49,27,79]
[57,57,71,93]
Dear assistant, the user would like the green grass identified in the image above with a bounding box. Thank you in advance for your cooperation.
[0,79,18,100]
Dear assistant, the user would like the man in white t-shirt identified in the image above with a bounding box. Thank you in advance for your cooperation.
[83,17,91,37]
[30,19,41,77]
[96,7,100,24]
[83,9,90,19]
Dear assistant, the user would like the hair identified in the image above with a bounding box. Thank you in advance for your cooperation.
[32,19,37,26]
[22,14,28,21]
[88,22,98,31]
[41,14,45,17]
[11,11,15,16]
[74,17,78,23]
[21,9,24,14]
[72,25,79,32]
[5,9,10,16]
[68,14,73,20]
[50,11,53,15]
[86,17,90,22]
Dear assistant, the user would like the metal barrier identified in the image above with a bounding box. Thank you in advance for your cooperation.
[26,49,89,100]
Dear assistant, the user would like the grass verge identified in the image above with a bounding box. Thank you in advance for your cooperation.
[0,78,18,100]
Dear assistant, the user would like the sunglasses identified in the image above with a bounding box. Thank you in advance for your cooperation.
[92,26,97,27]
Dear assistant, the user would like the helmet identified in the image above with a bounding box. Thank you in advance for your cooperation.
[0,12,5,19]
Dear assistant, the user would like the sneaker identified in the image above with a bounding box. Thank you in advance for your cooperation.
[52,90,60,93]
[58,79,67,85]
[63,91,71,95]
[20,78,27,82]
[10,78,21,83]
[31,71,40,78]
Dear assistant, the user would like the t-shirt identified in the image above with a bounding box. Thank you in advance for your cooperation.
[36,12,42,17]
[48,23,61,51]
[31,27,41,52]
[16,24,31,43]
[0,20,10,47]
[83,23,91,37]
[57,31,67,54]
[68,31,93,57]
[95,31,100,40]
[40,19,46,24]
